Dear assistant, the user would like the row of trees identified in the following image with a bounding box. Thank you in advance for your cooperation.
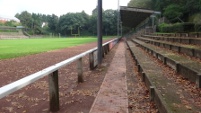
[128,0,201,23]
[15,8,119,36]
[0,20,21,27]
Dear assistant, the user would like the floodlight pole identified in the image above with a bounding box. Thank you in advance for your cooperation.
[120,21,122,36]
[97,0,103,66]
[117,0,120,36]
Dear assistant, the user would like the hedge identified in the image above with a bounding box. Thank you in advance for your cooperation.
[158,22,196,33]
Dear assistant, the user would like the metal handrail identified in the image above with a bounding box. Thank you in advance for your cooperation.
[0,37,120,111]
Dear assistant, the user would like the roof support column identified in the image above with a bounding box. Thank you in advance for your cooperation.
[97,0,102,66]
[117,0,120,36]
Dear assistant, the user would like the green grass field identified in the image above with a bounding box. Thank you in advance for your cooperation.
[0,37,113,60]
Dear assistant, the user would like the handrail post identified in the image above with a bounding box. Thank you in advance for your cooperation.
[77,58,84,83]
[102,46,105,58]
[107,44,110,52]
[89,52,94,70]
[104,45,108,54]
[49,70,59,112]
[196,74,201,88]
[89,51,97,70]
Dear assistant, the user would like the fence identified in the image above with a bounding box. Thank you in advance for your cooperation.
[0,38,120,112]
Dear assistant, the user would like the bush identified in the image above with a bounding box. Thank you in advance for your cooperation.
[158,22,195,33]
[195,24,201,32]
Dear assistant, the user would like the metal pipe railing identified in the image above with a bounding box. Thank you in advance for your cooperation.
[0,38,120,112]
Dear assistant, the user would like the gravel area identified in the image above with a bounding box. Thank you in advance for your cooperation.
[0,39,116,113]
[0,39,163,113]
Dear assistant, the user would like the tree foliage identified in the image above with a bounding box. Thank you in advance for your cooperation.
[127,0,201,23]
[47,14,59,33]
[15,11,45,34]
[128,0,152,9]
[14,7,120,36]
[57,12,89,35]
[15,11,32,29]
[103,9,118,35]
[163,4,183,22]
[0,20,21,27]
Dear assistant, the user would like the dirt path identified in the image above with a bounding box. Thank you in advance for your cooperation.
[0,40,111,87]
[0,39,116,113]
[0,39,160,113]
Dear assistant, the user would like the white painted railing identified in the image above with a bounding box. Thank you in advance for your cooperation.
[0,38,120,112]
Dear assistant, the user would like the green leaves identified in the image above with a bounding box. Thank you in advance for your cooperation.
[14,7,119,36]
[163,4,183,21]
[47,14,59,33]
[128,0,201,23]
[128,0,153,9]
[15,11,32,28]
[57,12,89,35]
[15,11,46,35]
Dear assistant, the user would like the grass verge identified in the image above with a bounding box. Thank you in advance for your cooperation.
[0,37,114,59]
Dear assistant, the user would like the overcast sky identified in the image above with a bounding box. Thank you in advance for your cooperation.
[0,0,130,18]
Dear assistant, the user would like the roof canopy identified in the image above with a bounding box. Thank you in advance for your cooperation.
[120,6,161,28]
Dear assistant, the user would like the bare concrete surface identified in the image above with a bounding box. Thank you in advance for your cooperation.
[89,41,128,113]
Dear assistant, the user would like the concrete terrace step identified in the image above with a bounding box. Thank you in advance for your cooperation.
[132,39,201,88]
[126,40,201,113]
[152,32,201,38]
[142,35,201,46]
[0,35,28,39]
[0,31,28,39]
[89,41,128,113]
[136,36,201,59]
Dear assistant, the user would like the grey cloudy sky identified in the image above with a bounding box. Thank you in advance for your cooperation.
[0,0,130,18]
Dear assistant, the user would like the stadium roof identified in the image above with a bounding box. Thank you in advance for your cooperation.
[120,6,161,28]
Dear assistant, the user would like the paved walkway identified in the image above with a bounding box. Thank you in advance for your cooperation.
[89,41,128,113]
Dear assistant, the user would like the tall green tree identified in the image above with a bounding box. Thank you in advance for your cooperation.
[47,14,59,33]
[32,13,43,34]
[163,4,183,22]
[87,7,98,35]
[57,12,89,35]
[128,0,153,9]
[14,8,120,36]
[128,0,201,22]
[15,11,32,29]
[103,9,117,35]
[4,20,21,27]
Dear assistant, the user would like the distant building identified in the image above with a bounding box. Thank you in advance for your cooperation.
[0,15,20,23]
